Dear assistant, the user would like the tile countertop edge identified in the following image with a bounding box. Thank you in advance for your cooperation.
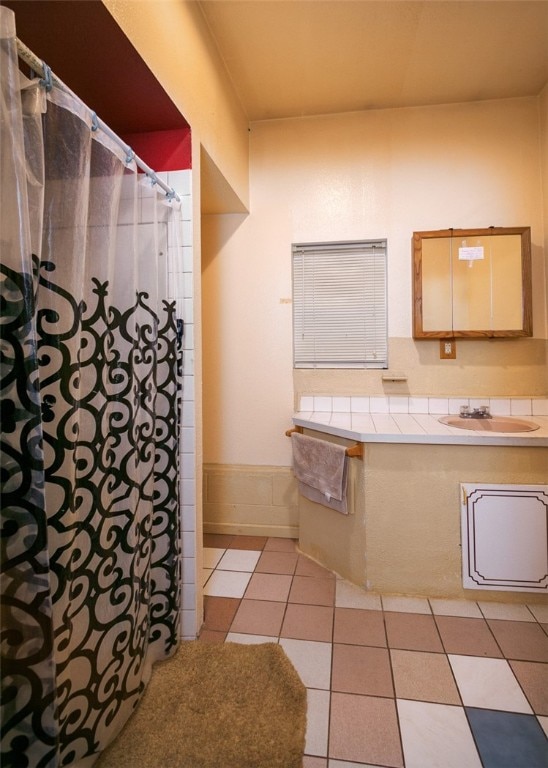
[292,413,548,447]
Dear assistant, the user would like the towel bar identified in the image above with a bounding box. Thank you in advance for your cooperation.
[285,427,363,459]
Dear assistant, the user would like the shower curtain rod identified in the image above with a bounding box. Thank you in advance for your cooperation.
[16,37,181,203]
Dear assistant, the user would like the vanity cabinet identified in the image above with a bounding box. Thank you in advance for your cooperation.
[461,483,548,593]
[413,226,532,338]
[298,440,547,600]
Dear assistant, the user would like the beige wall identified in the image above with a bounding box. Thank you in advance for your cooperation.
[103,0,249,210]
[202,96,547,468]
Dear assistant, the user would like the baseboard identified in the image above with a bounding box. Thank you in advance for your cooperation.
[203,521,299,539]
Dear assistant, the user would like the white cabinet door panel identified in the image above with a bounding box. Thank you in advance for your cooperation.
[461,484,548,592]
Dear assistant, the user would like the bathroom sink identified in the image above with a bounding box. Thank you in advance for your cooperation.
[438,415,539,433]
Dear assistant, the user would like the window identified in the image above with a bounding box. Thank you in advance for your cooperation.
[292,240,388,368]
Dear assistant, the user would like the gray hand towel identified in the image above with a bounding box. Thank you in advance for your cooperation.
[291,432,348,514]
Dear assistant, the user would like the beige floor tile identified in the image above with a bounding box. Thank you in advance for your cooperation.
[229,598,285,636]
[289,575,336,606]
[302,757,327,768]
[329,693,403,767]
[243,572,292,602]
[265,537,298,552]
[509,660,548,715]
[255,550,299,575]
[382,595,431,614]
[435,615,503,657]
[202,596,240,631]
[487,619,548,662]
[203,533,233,549]
[333,607,386,647]
[384,612,444,653]
[391,649,460,704]
[281,603,334,642]
[332,644,393,697]
[429,598,482,618]
[335,580,382,610]
[527,604,548,623]
[228,535,268,550]
[478,602,535,621]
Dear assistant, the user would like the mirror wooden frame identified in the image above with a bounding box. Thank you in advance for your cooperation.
[413,226,532,339]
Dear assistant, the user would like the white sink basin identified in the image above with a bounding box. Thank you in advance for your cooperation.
[438,415,539,433]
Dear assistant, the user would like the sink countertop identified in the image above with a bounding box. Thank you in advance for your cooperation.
[293,411,548,447]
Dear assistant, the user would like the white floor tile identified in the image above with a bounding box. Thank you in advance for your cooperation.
[397,699,482,768]
[448,655,532,713]
[203,547,225,569]
[226,633,278,644]
[216,549,261,572]
[527,604,548,623]
[538,716,548,739]
[429,598,482,618]
[279,638,332,690]
[382,595,431,614]
[478,601,535,621]
[305,689,330,757]
[202,570,252,598]
[335,580,382,610]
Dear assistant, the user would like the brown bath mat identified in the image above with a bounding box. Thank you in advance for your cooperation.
[95,641,307,768]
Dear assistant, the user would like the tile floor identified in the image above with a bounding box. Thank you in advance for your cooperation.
[200,534,548,768]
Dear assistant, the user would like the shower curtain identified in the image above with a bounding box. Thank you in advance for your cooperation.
[1,8,182,767]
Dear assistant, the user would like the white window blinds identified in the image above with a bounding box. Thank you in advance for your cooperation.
[292,240,388,368]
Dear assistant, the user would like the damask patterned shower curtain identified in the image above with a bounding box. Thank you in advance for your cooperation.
[1,8,181,767]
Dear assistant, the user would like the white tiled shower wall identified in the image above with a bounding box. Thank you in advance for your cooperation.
[157,170,197,640]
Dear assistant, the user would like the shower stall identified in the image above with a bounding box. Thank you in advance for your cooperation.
[1,7,194,766]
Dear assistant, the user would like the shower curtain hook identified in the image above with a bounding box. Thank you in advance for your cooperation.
[90,112,99,132]
[125,148,135,165]
[39,61,53,92]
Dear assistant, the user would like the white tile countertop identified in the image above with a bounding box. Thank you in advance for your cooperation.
[293,396,548,447]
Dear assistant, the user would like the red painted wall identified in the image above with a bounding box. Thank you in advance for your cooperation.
[121,128,192,171]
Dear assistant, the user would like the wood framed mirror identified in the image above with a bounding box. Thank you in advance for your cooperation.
[413,226,532,339]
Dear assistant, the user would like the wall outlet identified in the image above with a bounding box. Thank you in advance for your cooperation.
[440,339,456,359]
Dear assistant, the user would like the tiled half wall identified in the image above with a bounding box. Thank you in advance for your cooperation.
[203,464,299,539]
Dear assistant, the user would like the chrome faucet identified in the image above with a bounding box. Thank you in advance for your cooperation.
[459,405,491,419]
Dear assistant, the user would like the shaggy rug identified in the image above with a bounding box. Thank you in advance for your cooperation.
[95,641,307,768]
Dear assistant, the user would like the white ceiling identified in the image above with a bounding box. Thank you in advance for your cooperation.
[198,0,548,121]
